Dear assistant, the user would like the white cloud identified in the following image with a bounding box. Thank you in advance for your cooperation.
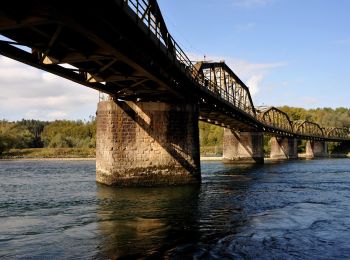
[232,0,271,8]
[299,96,318,106]
[0,56,99,121]
[334,38,350,45]
[246,74,264,96]
[227,59,287,79]
[0,53,287,120]
[188,52,287,99]
[225,59,287,100]
[48,111,68,119]
[234,22,256,32]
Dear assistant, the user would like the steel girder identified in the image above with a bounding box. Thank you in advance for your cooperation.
[258,107,293,133]
[325,127,350,139]
[294,120,324,137]
[194,61,256,117]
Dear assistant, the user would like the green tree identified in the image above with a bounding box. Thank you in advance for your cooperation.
[41,119,96,148]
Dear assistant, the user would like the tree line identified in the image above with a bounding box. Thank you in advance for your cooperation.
[278,106,350,128]
[199,106,350,154]
[0,118,96,154]
[1,107,349,155]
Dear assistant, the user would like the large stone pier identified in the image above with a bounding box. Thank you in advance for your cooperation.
[270,137,298,159]
[223,129,264,163]
[305,140,328,158]
[96,100,200,186]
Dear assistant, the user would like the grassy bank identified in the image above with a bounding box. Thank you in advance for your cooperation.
[1,148,95,159]
[1,146,222,159]
[200,145,223,156]
[3,147,348,160]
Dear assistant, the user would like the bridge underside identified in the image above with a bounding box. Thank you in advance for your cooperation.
[0,0,178,101]
[0,0,261,133]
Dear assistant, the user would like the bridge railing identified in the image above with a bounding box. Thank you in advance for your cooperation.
[324,127,350,139]
[293,120,325,138]
[257,107,293,133]
[124,0,350,139]
[195,76,254,118]
[126,0,193,67]
[124,0,256,117]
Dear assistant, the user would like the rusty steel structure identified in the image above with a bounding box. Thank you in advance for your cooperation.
[325,127,349,139]
[194,61,255,117]
[258,106,293,134]
[294,120,324,138]
[0,0,349,141]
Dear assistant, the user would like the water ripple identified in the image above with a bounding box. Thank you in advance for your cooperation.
[1,159,350,258]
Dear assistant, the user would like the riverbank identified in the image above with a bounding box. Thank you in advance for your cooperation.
[0,148,95,159]
[1,148,349,161]
[1,156,221,161]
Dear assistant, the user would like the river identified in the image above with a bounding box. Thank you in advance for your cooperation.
[1,158,350,259]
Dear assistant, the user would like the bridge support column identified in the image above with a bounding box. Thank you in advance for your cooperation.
[305,140,328,158]
[96,100,201,186]
[270,137,298,159]
[223,129,264,163]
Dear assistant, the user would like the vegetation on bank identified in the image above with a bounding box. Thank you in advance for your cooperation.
[0,119,96,157]
[276,106,350,155]
[278,106,350,127]
[1,107,350,158]
[199,106,350,156]
[1,148,95,159]
[199,121,223,155]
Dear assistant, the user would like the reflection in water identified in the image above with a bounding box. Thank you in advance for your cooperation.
[95,162,260,259]
[96,184,200,258]
[1,159,350,258]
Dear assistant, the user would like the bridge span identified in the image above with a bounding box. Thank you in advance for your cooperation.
[0,0,349,185]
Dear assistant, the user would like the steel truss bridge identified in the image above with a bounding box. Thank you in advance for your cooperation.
[0,0,349,142]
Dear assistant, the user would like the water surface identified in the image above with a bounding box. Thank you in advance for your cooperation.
[1,159,350,259]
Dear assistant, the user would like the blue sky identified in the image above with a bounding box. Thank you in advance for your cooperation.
[158,0,350,107]
[0,0,349,120]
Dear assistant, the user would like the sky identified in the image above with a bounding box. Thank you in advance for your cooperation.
[1,0,350,121]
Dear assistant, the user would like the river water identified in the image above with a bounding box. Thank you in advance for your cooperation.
[1,159,350,259]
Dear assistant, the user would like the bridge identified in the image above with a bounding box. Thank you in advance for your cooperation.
[0,0,349,186]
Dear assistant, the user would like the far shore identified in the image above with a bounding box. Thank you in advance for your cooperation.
[0,157,96,161]
[0,157,222,161]
[1,154,349,162]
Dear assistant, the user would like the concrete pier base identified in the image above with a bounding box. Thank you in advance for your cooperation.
[96,100,200,186]
[223,129,264,163]
[270,137,298,159]
[305,140,328,158]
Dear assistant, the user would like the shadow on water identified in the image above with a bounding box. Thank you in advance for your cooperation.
[94,162,263,259]
[62,158,350,259]
[7,159,350,258]
[95,184,201,259]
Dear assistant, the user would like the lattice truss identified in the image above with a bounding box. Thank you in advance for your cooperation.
[193,62,255,116]
[258,107,293,132]
[325,127,349,138]
[294,121,324,137]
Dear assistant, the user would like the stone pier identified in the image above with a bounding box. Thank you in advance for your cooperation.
[96,100,201,186]
[223,129,264,163]
[305,140,328,158]
[270,137,298,159]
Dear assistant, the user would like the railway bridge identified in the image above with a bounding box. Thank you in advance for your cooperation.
[0,0,349,185]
